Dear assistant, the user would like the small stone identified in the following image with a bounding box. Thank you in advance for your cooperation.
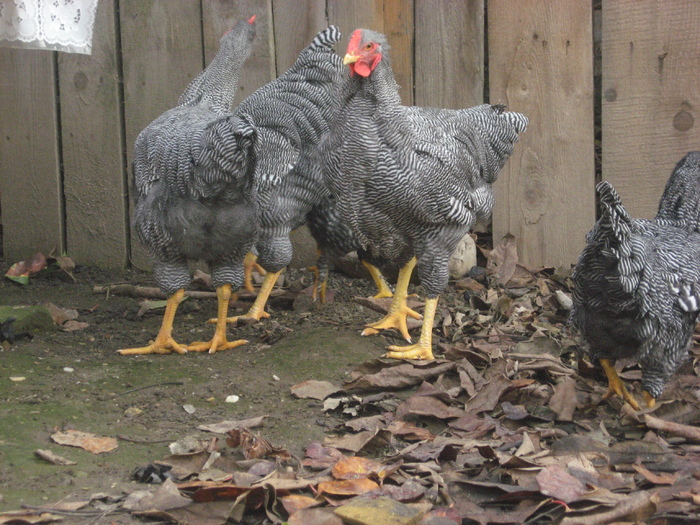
[225,395,240,403]
[63,367,74,373]
[334,496,424,525]
[124,407,143,417]
[272,375,280,381]
[9,376,26,382]
[183,404,196,414]
[448,234,477,279]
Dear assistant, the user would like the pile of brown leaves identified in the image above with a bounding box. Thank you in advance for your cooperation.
[6,238,700,524]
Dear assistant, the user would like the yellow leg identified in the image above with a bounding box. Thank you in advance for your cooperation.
[187,284,248,353]
[243,252,265,294]
[600,358,641,410]
[118,289,188,355]
[385,296,437,360]
[362,257,422,342]
[643,390,656,408]
[362,260,393,299]
[216,270,282,324]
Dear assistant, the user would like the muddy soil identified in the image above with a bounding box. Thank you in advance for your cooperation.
[0,259,422,519]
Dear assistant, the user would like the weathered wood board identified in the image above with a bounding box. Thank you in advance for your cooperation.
[0,49,63,261]
[120,0,205,270]
[271,0,327,75]
[490,0,595,267]
[58,0,127,267]
[602,1,700,219]
[415,0,484,108]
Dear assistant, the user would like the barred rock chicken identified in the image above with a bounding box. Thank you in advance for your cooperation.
[216,26,347,325]
[321,29,528,359]
[571,152,700,409]
[307,194,393,303]
[118,17,257,356]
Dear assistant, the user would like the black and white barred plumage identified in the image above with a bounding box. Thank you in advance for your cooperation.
[132,18,257,296]
[320,29,528,297]
[570,152,700,398]
[232,25,344,273]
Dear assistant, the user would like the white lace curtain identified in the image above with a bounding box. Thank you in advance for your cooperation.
[0,0,99,55]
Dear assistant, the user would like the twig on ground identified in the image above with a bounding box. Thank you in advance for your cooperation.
[113,381,185,397]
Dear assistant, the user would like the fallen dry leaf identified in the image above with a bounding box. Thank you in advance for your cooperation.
[280,494,322,515]
[291,380,340,400]
[226,428,291,460]
[536,464,586,503]
[331,456,384,480]
[317,478,379,496]
[50,429,118,454]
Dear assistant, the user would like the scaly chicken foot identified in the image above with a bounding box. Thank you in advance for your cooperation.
[384,296,437,360]
[362,260,393,299]
[599,358,641,410]
[118,289,188,355]
[243,252,266,294]
[362,257,421,342]
[188,284,248,353]
[307,264,329,303]
[218,269,282,325]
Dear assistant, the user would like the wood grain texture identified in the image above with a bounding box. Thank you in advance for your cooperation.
[327,0,414,105]
[415,0,483,108]
[602,1,700,219]
[0,49,63,260]
[271,0,327,75]
[58,0,127,267]
[489,0,595,267]
[120,0,204,270]
[202,0,275,107]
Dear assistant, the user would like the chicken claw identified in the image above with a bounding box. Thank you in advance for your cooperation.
[384,340,434,360]
[118,289,188,355]
[194,284,249,352]
[362,304,422,342]
[599,358,641,410]
[383,296,438,361]
[362,258,420,341]
[362,261,393,299]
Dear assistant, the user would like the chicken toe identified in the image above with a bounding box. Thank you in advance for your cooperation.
[600,358,641,410]
[118,289,188,355]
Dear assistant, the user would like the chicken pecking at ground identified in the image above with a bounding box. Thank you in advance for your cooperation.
[118,17,258,356]
[320,29,528,360]
[570,151,700,409]
[216,25,358,325]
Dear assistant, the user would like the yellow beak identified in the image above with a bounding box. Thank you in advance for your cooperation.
[343,52,360,65]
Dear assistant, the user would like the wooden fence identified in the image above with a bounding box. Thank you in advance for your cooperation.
[0,0,698,270]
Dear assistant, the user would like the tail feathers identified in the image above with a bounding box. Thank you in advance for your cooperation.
[306,25,341,52]
[458,104,528,183]
[193,115,256,194]
[593,181,644,295]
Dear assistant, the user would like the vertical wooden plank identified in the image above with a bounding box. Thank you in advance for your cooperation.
[383,0,414,106]
[490,0,595,267]
[120,0,205,270]
[58,0,127,267]
[415,0,483,108]
[271,0,327,75]
[0,49,63,260]
[202,0,275,107]
[602,1,700,219]
[327,0,413,105]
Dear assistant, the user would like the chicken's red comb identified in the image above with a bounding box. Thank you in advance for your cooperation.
[347,29,362,52]
[248,15,256,24]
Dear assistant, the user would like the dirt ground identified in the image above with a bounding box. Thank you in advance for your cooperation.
[0,259,409,517]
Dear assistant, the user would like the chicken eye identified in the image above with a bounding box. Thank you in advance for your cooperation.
[364,43,373,50]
